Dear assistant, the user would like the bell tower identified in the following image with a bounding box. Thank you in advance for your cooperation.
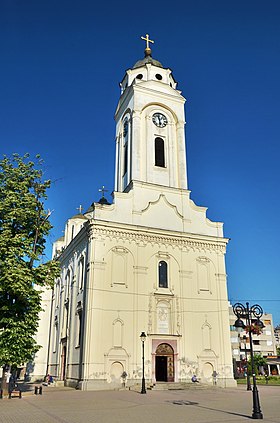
[114,35,188,193]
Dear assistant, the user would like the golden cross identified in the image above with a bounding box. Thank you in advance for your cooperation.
[141,34,154,50]
[76,205,83,214]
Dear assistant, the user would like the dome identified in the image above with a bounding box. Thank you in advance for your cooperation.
[133,55,163,69]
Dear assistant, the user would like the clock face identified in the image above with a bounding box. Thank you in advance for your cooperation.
[152,113,167,128]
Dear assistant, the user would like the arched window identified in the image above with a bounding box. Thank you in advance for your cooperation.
[78,257,84,290]
[158,261,168,288]
[123,143,128,176]
[65,270,70,299]
[123,119,128,177]
[155,137,165,167]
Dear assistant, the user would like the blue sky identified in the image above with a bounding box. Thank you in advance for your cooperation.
[1,1,280,325]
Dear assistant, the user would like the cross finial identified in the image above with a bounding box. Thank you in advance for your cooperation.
[141,33,154,56]
[76,205,83,214]
[98,185,108,198]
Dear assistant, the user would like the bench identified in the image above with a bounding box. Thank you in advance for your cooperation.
[8,386,22,399]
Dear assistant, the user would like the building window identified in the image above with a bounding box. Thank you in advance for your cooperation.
[71,225,75,240]
[158,261,168,288]
[123,143,128,176]
[253,340,260,345]
[155,137,165,167]
[78,311,82,347]
[78,258,84,291]
[76,302,83,347]
[65,271,70,300]
[53,320,58,353]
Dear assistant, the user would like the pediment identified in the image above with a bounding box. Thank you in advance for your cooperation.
[139,194,184,231]
[142,194,183,218]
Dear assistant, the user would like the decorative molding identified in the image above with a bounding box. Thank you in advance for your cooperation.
[112,246,128,254]
[215,273,227,281]
[91,261,105,270]
[179,270,193,279]
[90,226,227,254]
[156,251,170,259]
[197,256,210,263]
[176,296,181,334]
[141,194,184,220]
[133,266,148,274]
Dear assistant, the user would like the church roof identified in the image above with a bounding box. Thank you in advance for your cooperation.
[56,236,65,242]
[69,214,87,220]
[133,55,163,69]
[85,196,111,213]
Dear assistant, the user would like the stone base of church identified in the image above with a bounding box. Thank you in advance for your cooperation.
[77,379,122,391]
[73,377,236,391]
[216,377,237,388]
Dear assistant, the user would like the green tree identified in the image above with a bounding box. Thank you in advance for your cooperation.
[276,346,280,357]
[0,153,60,391]
[248,353,267,375]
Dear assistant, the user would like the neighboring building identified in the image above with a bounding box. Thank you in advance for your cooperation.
[229,305,277,376]
[266,356,280,375]
[39,37,236,389]
[274,324,280,347]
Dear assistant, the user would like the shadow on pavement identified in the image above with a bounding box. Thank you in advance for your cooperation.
[169,400,251,419]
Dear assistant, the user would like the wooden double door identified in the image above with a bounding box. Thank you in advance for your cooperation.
[155,343,174,382]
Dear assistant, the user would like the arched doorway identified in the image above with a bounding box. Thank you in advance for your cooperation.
[110,361,124,383]
[155,343,174,382]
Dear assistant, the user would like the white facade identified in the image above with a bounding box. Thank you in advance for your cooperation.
[45,42,236,389]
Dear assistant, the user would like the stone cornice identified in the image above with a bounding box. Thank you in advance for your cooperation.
[88,221,228,254]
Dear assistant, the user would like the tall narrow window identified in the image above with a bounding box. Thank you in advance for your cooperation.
[155,137,165,167]
[123,119,128,177]
[78,258,84,291]
[123,143,128,176]
[159,261,168,288]
[78,311,82,347]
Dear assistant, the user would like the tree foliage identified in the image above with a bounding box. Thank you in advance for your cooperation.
[0,153,60,366]
[248,353,267,375]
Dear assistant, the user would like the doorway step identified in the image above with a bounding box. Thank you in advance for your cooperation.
[128,381,209,392]
[152,382,208,390]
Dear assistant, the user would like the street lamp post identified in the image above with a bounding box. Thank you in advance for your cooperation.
[243,335,252,391]
[233,302,264,420]
[140,332,146,394]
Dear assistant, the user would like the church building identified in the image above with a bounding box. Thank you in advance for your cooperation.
[43,35,236,389]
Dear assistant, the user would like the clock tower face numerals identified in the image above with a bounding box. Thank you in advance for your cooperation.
[152,113,167,128]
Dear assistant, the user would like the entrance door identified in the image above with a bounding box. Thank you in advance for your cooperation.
[155,343,174,382]
[156,356,167,381]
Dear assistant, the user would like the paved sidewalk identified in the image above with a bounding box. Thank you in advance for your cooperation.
[0,384,279,423]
